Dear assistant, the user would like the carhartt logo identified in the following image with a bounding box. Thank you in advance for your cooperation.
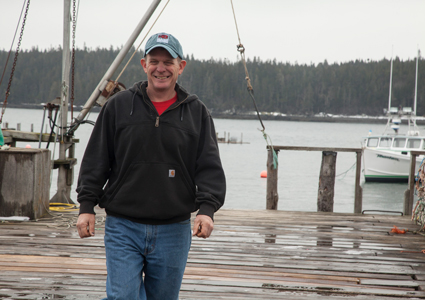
[169,169,175,177]
[157,34,169,43]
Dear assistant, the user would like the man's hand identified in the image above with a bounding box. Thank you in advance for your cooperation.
[76,213,96,238]
[192,215,214,239]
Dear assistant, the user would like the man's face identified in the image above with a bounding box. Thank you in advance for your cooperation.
[141,48,186,95]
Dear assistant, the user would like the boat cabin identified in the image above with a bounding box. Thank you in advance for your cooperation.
[364,136,425,151]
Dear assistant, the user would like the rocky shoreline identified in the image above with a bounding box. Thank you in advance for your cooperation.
[6,103,425,125]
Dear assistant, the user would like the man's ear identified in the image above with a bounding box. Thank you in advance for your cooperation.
[141,58,147,73]
[178,60,187,75]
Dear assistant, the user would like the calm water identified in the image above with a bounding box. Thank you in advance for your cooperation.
[3,107,417,213]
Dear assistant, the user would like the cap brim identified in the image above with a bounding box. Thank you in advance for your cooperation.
[145,45,179,58]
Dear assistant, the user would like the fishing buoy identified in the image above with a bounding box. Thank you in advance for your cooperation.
[25,144,32,148]
[260,170,267,178]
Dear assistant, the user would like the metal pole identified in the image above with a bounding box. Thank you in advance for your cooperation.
[51,0,71,203]
[75,0,162,123]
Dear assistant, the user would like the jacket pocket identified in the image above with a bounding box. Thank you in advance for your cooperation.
[104,162,196,220]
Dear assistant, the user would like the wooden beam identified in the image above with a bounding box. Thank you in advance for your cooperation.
[270,146,362,153]
[2,129,79,143]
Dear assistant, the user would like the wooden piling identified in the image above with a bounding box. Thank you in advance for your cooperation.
[266,146,363,213]
[266,148,279,210]
[317,151,337,212]
[354,151,363,213]
[0,148,51,220]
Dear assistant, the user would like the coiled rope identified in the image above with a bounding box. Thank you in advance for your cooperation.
[230,0,278,168]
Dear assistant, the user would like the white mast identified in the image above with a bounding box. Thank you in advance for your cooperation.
[388,50,393,113]
[414,48,420,115]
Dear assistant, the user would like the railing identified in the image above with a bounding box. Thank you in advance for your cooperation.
[266,146,363,213]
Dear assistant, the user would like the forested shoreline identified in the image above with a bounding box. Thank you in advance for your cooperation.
[0,47,423,116]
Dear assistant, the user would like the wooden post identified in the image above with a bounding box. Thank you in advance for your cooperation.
[354,151,363,213]
[404,153,417,216]
[17,123,21,131]
[317,151,337,212]
[0,148,51,219]
[266,148,279,210]
[31,124,34,132]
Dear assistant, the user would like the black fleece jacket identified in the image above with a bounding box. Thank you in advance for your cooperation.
[76,81,226,224]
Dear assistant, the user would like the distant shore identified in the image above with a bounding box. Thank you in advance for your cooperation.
[5,103,425,125]
[210,112,425,125]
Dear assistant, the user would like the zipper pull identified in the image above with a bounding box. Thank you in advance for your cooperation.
[155,116,159,127]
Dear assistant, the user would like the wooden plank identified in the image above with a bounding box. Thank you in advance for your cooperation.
[1,129,79,143]
[1,208,425,299]
[269,145,362,153]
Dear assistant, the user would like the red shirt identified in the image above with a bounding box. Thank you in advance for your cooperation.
[151,93,177,115]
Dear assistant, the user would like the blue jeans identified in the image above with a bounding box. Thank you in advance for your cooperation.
[102,216,192,300]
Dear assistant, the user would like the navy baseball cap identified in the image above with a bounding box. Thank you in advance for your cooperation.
[144,32,184,59]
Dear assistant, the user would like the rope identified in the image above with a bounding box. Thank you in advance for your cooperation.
[230,0,278,169]
[336,160,357,180]
[49,203,79,212]
[0,0,30,124]
[0,0,26,89]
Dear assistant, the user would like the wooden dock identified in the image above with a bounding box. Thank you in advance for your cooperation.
[1,209,425,299]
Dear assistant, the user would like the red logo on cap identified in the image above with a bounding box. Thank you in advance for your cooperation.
[158,34,168,39]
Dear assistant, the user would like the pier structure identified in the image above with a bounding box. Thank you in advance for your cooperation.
[0,209,424,299]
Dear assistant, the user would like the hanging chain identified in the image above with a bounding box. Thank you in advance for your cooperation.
[230,0,278,168]
[70,0,76,121]
[1,0,30,124]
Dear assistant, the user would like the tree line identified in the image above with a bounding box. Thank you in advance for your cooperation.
[0,47,423,116]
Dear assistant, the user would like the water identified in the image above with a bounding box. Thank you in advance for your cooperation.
[2,107,416,213]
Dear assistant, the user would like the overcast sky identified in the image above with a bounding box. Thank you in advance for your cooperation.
[1,0,424,65]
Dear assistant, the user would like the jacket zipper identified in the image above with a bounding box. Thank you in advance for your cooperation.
[148,95,189,128]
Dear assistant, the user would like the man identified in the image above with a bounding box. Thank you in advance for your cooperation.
[76,32,226,299]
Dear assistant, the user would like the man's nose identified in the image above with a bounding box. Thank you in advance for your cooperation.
[157,62,166,72]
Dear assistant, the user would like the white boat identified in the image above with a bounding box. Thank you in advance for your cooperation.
[363,49,423,182]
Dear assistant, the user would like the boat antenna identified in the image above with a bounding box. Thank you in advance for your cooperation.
[229,0,278,169]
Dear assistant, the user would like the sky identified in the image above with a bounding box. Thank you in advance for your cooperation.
[0,0,424,65]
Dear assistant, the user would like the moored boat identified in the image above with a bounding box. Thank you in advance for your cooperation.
[363,49,423,182]
[363,133,425,182]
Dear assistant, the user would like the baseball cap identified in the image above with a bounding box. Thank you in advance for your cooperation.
[144,32,184,59]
